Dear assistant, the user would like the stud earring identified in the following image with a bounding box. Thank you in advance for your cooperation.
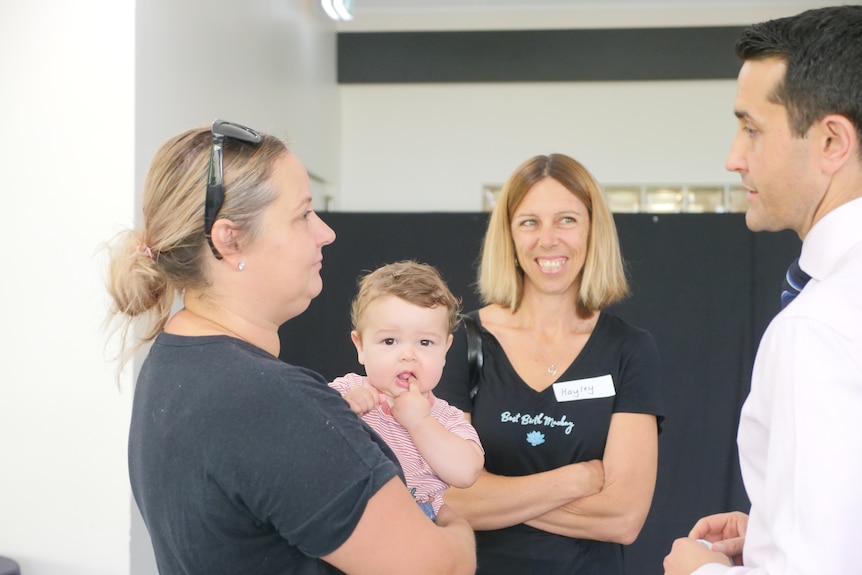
[238,262,245,271]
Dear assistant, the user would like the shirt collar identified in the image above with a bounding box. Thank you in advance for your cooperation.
[800,196,862,281]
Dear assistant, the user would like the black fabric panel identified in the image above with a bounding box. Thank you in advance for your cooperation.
[279,213,488,381]
[610,214,754,573]
[337,27,745,84]
[278,212,800,575]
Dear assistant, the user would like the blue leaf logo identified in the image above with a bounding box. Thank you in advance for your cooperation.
[526,430,545,446]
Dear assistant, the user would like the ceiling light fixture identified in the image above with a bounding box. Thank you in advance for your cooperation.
[321,0,354,21]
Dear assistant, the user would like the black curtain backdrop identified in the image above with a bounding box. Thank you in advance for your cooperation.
[278,212,800,575]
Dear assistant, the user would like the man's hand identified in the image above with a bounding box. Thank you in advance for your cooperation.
[689,511,748,565]
[663,537,732,575]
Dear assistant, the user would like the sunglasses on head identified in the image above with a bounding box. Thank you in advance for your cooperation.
[205,119,263,259]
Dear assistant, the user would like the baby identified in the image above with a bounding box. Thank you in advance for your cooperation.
[330,260,484,520]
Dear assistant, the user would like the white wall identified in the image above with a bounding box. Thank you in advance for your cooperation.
[339,80,739,211]
[0,1,338,575]
[136,0,340,212]
[1,1,135,574]
[336,1,847,212]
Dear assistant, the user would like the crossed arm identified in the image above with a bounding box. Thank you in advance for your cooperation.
[443,412,658,544]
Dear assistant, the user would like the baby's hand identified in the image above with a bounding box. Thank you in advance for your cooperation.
[343,387,383,416]
[391,383,431,430]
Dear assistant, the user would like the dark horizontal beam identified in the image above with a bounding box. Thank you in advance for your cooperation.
[338,27,746,83]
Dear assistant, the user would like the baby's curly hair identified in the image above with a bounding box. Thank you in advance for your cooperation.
[351,260,462,335]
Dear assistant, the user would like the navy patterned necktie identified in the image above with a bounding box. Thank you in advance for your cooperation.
[780,258,811,309]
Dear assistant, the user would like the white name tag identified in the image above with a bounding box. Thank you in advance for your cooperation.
[552,374,616,402]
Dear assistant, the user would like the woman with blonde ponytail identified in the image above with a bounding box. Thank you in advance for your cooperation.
[106,120,475,575]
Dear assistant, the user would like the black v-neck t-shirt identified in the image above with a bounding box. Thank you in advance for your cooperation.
[437,311,663,575]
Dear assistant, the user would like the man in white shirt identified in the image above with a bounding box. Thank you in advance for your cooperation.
[663,5,862,575]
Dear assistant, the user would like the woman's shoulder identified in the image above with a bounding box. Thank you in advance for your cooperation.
[595,313,658,352]
[598,312,652,336]
[155,332,330,388]
[255,354,331,390]
[473,304,514,331]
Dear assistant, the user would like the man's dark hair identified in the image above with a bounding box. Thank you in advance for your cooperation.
[736,5,862,145]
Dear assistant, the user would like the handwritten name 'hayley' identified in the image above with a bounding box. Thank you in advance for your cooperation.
[552,375,616,403]
[500,411,575,435]
[557,384,594,399]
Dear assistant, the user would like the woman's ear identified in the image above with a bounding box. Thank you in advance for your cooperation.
[210,219,243,260]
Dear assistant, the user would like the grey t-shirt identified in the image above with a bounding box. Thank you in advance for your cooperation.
[129,333,401,575]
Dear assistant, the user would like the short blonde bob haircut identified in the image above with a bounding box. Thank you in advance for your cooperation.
[351,260,462,335]
[477,153,629,315]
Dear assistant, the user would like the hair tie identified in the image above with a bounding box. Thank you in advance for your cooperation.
[137,244,154,259]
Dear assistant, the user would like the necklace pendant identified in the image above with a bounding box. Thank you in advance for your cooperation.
[548,364,558,376]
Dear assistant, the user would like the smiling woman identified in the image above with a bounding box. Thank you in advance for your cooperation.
[436,153,664,575]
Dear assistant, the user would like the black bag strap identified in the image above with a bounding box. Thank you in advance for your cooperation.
[460,313,483,399]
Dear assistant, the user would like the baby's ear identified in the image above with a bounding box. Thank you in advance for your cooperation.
[350,330,365,365]
[445,332,454,352]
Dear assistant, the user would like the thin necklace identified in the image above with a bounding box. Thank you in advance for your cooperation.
[524,314,597,378]
[183,308,246,341]
[530,334,559,376]
[525,329,561,377]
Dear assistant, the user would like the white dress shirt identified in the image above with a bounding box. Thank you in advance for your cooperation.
[696,196,862,575]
